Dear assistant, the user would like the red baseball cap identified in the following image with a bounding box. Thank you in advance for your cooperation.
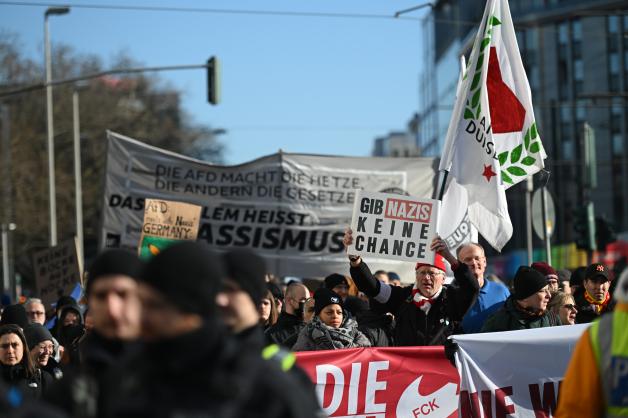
[416,254,447,273]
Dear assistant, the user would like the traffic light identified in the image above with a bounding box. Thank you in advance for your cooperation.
[207,56,220,105]
[573,203,596,251]
[595,217,616,251]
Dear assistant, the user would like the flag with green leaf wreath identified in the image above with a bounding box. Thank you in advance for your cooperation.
[438,0,547,251]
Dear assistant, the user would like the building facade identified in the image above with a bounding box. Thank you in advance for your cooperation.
[419,0,628,252]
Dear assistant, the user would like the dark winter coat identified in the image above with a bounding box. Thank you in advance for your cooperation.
[265,312,305,348]
[344,296,394,347]
[45,331,139,418]
[0,363,43,399]
[106,320,321,418]
[480,296,562,332]
[237,324,323,417]
[573,287,616,324]
[350,261,479,346]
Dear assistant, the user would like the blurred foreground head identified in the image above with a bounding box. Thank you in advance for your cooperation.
[86,249,144,340]
[139,241,224,341]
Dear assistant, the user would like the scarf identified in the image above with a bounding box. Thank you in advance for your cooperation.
[584,290,611,314]
[411,286,442,314]
[514,300,545,318]
[303,316,360,350]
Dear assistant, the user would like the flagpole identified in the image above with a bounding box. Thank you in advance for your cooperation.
[437,170,449,201]
[525,176,533,264]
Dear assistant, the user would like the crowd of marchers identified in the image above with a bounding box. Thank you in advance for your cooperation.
[0,227,624,417]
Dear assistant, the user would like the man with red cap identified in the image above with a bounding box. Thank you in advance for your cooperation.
[343,231,479,346]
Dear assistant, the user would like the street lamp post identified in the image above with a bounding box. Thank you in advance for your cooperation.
[72,83,87,265]
[44,6,70,247]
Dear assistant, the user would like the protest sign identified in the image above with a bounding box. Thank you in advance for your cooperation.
[32,237,83,310]
[296,326,587,418]
[347,190,441,263]
[100,131,471,278]
[296,346,459,418]
[453,324,589,417]
[138,199,202,259]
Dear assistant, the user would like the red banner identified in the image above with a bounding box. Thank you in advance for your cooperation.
[296,347,459,418]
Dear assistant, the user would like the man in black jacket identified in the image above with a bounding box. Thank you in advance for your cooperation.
[265,282,311,348]
[344,230,479,346]
[107,241,320,418]
[46,248,144,418]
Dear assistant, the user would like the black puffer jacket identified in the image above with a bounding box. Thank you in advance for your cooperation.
[265,312,305,348]
[106,321,321,418]
[350,261,479,346]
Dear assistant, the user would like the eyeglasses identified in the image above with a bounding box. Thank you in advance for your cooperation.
[562,304,577,311]
[0,342,20,350]
[36,343,54,352]
[27,311,45,317]
[417,270,443,278]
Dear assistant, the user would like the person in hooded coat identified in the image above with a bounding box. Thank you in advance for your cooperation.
[0,324,42,399]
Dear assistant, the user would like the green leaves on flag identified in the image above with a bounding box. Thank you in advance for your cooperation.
[499,122,542,185]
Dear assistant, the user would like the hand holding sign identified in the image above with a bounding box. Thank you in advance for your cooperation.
[347,190,441,265]
[430,236,458,268]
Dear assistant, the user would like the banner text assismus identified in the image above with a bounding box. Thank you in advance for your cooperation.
[101,131,438,277]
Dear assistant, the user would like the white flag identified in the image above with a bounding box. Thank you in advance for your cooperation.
[439,0,546,251]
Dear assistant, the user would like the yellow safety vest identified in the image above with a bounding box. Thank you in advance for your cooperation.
[261,343,297,372]
[590,309,628,417]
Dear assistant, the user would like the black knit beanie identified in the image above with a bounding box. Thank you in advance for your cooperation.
[314,288,344,316]
[86,249,144,296]
[222,249,267,306]
[23,323,54,350]
[0,304,29,329]
[140,241,224,317]
[513,266,548,300]
[324,273,348,290]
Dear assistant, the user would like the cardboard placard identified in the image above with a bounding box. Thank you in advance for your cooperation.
[347,190,440,263]
[33,237,83,310]
[138,199,202,260]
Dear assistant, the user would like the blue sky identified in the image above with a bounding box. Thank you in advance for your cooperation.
[0,0,430,164]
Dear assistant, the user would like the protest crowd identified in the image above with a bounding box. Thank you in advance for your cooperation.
[0,229,625,417]
[2,0,628,415]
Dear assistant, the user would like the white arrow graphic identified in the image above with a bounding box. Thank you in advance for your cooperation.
[395,375,458,418]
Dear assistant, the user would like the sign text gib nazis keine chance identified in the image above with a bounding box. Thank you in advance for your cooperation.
[347,190,440,264]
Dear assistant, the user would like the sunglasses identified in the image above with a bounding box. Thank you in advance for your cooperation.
[562,304,577,311]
